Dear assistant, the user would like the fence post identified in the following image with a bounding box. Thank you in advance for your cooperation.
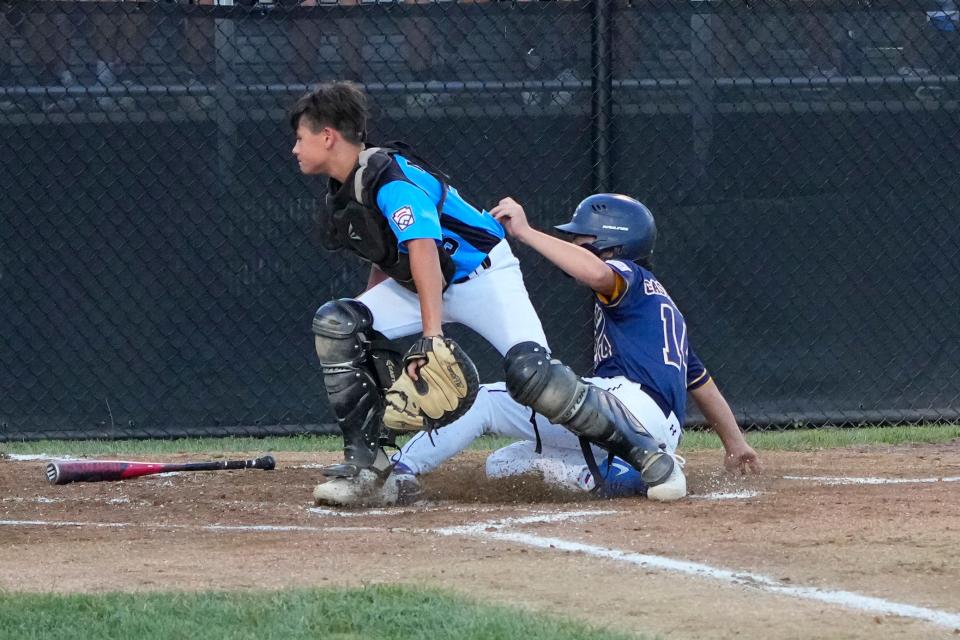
[215,0,238,195]
[689,6,717,197]
[591,0,613,193]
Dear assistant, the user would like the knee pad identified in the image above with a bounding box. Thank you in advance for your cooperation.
[313,298,401,389]
[312,298,375,366]
[504,342,587,423]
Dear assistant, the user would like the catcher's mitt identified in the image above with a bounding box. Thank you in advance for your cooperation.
[383,336,480,431]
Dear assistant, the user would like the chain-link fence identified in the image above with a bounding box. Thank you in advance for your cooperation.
[1,0,958,440]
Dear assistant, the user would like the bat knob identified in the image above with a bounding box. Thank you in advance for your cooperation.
[258,455,276,471]
[45,462,61,485]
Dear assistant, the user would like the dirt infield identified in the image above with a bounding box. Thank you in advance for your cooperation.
[2,442,959,639]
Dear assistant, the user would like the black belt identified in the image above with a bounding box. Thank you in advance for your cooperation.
[452,255,492,284]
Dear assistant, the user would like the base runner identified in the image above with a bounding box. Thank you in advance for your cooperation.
[388,194,762,502]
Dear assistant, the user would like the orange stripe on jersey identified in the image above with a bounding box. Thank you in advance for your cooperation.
[596,271,628,306]
[687,370,711,390]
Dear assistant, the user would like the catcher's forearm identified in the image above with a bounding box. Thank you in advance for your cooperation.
[690,379,746,450]
[408,238,444,335]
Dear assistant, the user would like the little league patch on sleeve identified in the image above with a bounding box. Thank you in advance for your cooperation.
[392,206,415,231]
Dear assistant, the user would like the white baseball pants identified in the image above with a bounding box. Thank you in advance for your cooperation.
[393,376,682,491]
[357,239,548,355]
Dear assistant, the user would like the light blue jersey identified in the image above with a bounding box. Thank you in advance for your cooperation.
[593,260,710,427]
[373,154,504,282]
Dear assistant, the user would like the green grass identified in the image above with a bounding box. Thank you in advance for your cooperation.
[0,586,642,640]
[1,426,957,458]
[0,434,518,457]
[0,434,344,456]
[681,424,960,451]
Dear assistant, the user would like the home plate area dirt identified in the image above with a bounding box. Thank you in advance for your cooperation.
[2,442,959,639]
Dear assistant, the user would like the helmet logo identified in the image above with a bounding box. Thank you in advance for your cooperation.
[601,225,629,231]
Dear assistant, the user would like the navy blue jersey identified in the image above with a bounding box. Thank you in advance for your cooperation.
[592,260,710,426]
[372,153,504,281]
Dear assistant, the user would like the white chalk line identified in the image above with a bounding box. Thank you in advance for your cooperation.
[310,507,400,518]
[0,519,383,534]
[784,475,960,486]
[2,496,64,504]
[438,510,618,533]
[308,504,600,519]
[0,509,607,534]
[690,490,761,500]
[3,454,83,462]
[437,514,960,631]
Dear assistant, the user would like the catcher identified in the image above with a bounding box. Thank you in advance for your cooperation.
[291,82,551,505]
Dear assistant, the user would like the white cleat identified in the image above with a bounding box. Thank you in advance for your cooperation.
[646,455,687,502]
[312,469,398,507]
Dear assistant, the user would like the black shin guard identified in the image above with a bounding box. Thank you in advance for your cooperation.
[504,342,674,486]
[319,366,383,475]
[313,299,395,476]
[567,385,674,486]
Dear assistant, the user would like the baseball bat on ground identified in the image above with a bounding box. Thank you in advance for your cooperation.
[45,455,276,485]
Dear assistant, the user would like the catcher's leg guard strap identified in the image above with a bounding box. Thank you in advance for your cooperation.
[313,299,389,469]
[321,447,394,480]
[504,342,674,486]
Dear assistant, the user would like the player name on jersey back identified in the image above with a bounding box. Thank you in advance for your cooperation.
[642,277,672,300]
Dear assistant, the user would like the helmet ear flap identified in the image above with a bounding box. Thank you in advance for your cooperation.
[580,242,605,259]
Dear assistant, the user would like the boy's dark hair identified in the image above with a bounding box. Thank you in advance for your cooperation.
[289,82,368,145]
[634,256,654,270]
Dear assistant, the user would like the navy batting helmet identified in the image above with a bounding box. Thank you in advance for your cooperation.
[554,194,657,262]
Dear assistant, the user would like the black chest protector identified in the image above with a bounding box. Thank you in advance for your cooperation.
[321,146,456,292]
